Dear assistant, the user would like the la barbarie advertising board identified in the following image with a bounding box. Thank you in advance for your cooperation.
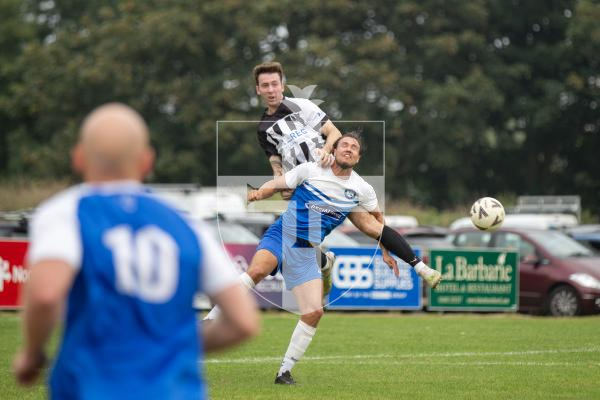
[428,249,519,311]
[0,239,29,309]
[326,247,422,310]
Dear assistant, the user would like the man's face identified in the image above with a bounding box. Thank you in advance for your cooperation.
[334,137,361,169]
[256,72,284,109]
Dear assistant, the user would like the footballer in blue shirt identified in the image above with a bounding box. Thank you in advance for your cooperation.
[13,103,259,399]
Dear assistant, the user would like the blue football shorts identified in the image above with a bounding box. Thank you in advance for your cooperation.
[256,218,322,290]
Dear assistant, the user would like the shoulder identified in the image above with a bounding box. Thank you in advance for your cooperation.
[283,97,313,109]
[300,161,322,175]
[287,97,325,114]
[350,171,376,195]
[33,185,85,222]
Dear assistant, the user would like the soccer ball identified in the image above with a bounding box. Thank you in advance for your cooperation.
[470,197,505,230]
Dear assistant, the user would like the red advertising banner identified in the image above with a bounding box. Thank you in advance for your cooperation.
[222,243,284,309]
[0,240,269,309]
[0,239,29,309]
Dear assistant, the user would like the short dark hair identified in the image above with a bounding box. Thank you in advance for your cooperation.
[253,61,284,85]
[333,130,366,155]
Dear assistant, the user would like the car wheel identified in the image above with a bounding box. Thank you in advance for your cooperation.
[546,285,581,316]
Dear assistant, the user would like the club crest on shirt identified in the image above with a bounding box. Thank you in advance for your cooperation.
[344,189,357,200]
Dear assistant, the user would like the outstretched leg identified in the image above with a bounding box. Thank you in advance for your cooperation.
[275,279,324,385]
[204,249,278,320]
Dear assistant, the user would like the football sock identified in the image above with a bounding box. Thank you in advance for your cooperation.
[278,320,316,376]
[320,250,328,269]
[204,272,256,320]
[239,272,256,289]
[203,304,221,320]
[414,261,428,275]
[378,225,421,267]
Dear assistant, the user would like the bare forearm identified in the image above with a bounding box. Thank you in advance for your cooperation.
[371,211,385,227]
[202,284,259,352]
[269,155,284,177]
[369,211,391,253]
[203,318,254,352]
[248,175,289,202]
[253,181,279,200]
[321,121,342,153]
[22,301,61,358]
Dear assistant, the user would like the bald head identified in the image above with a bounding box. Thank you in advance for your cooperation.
[74,103,154,182]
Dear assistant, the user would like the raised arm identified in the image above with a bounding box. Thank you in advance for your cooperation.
[248,175,290,202]
[269,154,284,177]
[268,155,294,200]
[320,120,342,154]
[315,120,343,167]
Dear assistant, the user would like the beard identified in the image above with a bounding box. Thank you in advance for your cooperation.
[336,157,356,169]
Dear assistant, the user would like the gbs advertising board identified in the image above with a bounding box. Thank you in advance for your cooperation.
[326,247,422,310]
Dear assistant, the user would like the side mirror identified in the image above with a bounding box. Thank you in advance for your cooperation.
[521,254,538,264]
[537,257,551,266]
[521,254,550,267]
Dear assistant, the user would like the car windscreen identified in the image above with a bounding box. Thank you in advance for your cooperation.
[527,230,594,258]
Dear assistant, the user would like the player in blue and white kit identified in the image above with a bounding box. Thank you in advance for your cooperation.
[13,103,259,399]
[246,132,412,384]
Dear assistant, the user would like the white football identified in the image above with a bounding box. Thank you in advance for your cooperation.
[470,197,505,230]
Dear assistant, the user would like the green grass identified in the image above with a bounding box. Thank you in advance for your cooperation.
[2,311,599,399]
[0,313,48,399]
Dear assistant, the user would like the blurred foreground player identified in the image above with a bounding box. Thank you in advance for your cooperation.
[13,103,259,399]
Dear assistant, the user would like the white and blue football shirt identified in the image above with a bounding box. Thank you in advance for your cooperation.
[282,162,378,244]
[27,181,238,400]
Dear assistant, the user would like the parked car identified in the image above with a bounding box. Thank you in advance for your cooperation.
[338,224,378,245]
[219,212,362,249]
[449,227,600,316]
[219,212,276,237]
[149,184,247,219]
[339,224,452,249]
[400,226,453,250]
[321,227,363,249]
[204,219,261,245]
[0,211,31,238]
[566,225,600,254]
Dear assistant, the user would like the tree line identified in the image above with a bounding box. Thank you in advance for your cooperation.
[0,0,598,214]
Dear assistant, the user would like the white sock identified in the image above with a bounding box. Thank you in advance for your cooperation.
[414,261,429,275]
[204,272,256,320]
[239,272,256,289]
[278,320,317,376]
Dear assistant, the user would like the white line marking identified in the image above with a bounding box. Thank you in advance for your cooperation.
[205,347,600,364]
[316,360,600,367]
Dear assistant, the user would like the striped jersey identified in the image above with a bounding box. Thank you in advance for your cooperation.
[257,97,329,172]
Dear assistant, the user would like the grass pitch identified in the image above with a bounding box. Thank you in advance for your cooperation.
[2,311,599,399]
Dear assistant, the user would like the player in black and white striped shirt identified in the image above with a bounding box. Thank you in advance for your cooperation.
[258,95,332,173]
